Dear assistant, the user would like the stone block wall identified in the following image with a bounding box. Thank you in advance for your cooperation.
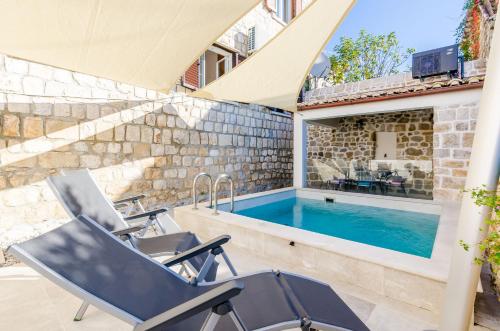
[306,99,481,201]
[307,109,434,197]
[432,101,480,201]
[0,53,293,247]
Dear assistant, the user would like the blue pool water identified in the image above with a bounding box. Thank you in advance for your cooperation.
[235,198,439,258]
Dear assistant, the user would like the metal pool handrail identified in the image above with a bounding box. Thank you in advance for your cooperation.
[192,172,213,209]
[213,174,234,215]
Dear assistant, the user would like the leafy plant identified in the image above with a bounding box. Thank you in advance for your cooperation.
[459,186,500,266]
[328,30,415,84]
[455,0,481,60]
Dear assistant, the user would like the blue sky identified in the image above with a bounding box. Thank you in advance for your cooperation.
[326,0,465,67]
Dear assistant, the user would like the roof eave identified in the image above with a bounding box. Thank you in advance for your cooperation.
[298,82,484,111]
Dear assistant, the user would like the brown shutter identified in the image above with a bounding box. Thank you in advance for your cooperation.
[182,60,199,89]
[293,0,302,18]
[265,0,277,12]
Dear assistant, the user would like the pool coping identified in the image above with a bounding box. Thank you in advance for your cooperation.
[176,187,457,283]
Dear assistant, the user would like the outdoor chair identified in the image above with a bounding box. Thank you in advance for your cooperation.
[8,215,369,331]
[383,175,408,196]
[355,177,377,193]
[376,162,393,180]
[324,160,348,190]
[333,159,350,179]
[47,172,238,320]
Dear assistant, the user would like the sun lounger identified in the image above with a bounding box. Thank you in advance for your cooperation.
[8,215,369,331]
[47,172,236,279]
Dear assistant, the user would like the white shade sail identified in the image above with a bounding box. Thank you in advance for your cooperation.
[193,0,355,112]
[0,0,260,93]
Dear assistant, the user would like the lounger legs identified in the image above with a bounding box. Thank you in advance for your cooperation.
[201,306,247,331]
[74,301,90,321]
[222,251,238,276]
[228,310,246,331]
[138,215,166,236]
[138,218,152,237]
[121,199,145,217]
[178,262,193,278]
[195,249,238,283]
[201,312,220,331]
[196,253,216,282]
[153,215,166,234]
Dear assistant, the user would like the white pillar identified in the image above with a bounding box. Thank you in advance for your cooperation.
[440,20,500,331]
[293,113,308,188]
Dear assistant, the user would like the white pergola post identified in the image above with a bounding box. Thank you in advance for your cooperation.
[440,20,500,331]
[293,113,308,188]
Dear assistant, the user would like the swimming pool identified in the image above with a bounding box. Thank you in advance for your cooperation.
[235,197,439,258]
[176,188,451,312]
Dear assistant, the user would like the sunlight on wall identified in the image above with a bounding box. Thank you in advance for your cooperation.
[0,159,155,245]
[0,101,160,169]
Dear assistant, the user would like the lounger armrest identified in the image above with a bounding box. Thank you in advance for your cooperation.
[111,225,145,237]
[135,281,244,331]
[113,194,146,205]
[163,235,231,268]
[123,208,168,221]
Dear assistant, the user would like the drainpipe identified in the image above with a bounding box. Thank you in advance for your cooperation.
[439,17,500,331]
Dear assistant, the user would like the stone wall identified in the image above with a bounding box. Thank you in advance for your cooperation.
[305,100,481,202]
[307,109,434,197]
[0,53,293,247]
[432,101,480,201]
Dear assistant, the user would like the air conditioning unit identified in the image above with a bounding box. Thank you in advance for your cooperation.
[247,25,271,54]
[412,44,459,79]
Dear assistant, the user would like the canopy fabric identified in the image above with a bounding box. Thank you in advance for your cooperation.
[193,0,355,112]
[0,0,260,93]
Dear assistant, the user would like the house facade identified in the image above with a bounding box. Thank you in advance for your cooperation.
[177,0,312,92]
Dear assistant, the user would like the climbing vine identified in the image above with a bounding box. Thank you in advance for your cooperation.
[456,0,482,60]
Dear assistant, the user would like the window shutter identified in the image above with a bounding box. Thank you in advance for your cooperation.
[265,0,277,12]
[293,0,302,18]
[248,26,256,53]
[182,60,199,89]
